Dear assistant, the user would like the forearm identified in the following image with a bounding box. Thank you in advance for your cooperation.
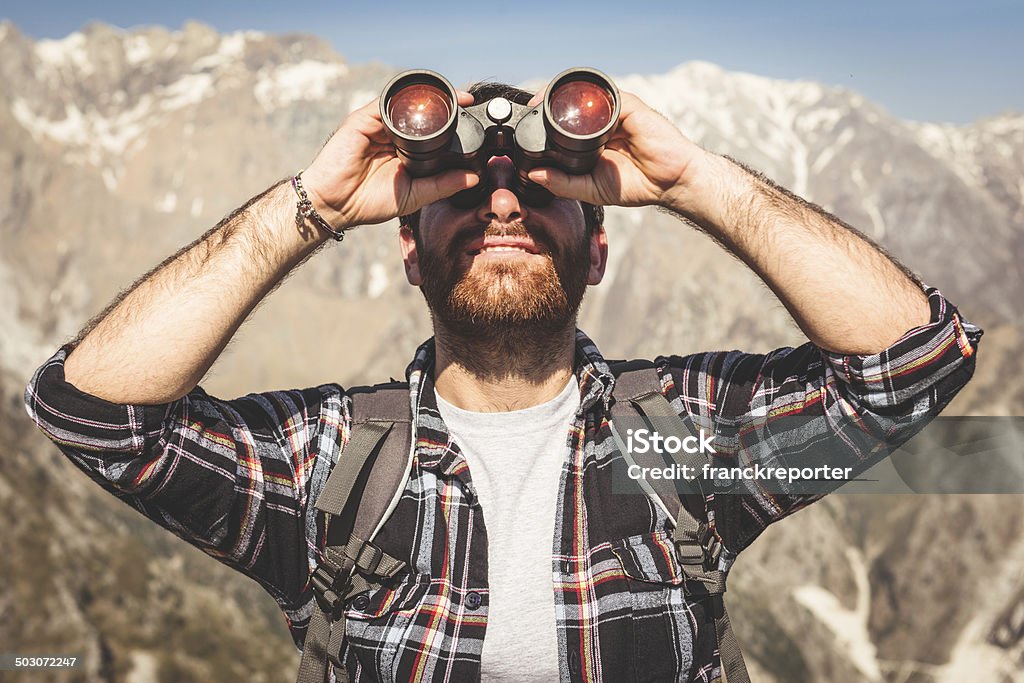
[64,180,330,403]
[668,152,930,354]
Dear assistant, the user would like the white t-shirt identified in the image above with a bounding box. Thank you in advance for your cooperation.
[435,376,580,682]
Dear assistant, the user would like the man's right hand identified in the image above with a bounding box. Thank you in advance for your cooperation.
[300,92,480,231]
[60,89,481,405]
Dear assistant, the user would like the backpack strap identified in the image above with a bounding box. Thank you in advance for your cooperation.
[609,361,751,683]
[296,383,413,683]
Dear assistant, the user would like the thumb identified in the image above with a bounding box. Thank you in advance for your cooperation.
[528,167,591,202]
[527,83,548,108]
[409,170,479,208]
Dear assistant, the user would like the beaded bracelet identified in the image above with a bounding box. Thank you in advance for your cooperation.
[291,171,345,242]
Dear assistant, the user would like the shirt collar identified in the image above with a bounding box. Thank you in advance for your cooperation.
[402,329,617,473]
[404,328,616,414]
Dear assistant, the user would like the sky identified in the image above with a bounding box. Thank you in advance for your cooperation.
[4,0,1022,123]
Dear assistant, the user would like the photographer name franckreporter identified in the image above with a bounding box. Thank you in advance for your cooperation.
[626,461,853,484]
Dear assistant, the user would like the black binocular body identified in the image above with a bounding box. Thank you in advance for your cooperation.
[379,67,620,206]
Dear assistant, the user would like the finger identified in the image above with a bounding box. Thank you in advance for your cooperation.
[353,96,384,122]
[617,90,677,132]
[527,167,594,203]
[367,126,394,145]
[612,91,648,127]
[618,90,643,107]
[346,97,389,141]
[455,89,475,107]
[527,82,549,108]
[408,170,480,209]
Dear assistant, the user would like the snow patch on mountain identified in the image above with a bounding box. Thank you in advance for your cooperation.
[936,614,1023,682]
[794,548,881,682]
[194,31,260,71]
[160,72,215,111]
[124,34,152,65]
[811,127,855,174]
[254,60,350,109]
[11,66,219,166]
[35,31,94,75]
[156,192,178,213]
[102,168,118,191]
[367,263,389,299]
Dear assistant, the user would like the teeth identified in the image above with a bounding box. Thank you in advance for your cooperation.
[478,246,530,253]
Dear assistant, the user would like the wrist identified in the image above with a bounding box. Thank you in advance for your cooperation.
[291,169,349,242]
[298,166,349,233]
[662,152,755,234]
[258,182,331,259]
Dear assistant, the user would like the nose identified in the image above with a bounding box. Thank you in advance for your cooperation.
[475,155,527,224]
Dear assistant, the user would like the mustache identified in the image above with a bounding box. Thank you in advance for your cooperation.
[449,221,553,255]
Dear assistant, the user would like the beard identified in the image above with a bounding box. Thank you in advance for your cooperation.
[417,220,591,379]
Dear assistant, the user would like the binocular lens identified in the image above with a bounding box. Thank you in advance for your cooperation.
[548,80,615,137]
[386,84,452,138]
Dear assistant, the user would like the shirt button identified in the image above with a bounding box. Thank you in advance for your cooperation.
[569,650,581,675]
[464,591,482,610]
[351,594,369,611]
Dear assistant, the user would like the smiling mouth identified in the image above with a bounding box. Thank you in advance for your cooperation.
[468,245,540,256]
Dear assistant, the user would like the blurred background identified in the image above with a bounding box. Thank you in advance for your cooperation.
[1,1,1022,681]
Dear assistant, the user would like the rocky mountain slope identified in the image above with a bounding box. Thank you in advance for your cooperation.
[1,21,1021,682]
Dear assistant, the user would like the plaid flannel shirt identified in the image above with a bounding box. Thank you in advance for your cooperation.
[24,286,981,682]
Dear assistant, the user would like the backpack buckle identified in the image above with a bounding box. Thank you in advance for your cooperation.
[354,543,384,575]
[675,523,722,572]
[700,524,723,570]
[311,561,353,619]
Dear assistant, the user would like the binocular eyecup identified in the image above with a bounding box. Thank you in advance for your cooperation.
[379,67,620,207]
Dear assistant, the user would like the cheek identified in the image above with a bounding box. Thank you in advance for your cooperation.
[549,210,588,253]
[418,209,465,252]
[551,202,586,238]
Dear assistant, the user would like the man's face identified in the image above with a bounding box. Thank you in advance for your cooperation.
[399,156,608,337]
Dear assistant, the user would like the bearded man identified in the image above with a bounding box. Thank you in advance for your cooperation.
[25,79,981,683]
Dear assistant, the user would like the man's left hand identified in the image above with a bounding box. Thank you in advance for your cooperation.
[526,90,705,210]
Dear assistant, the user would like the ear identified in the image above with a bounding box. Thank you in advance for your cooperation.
[399,225,422,286]
[587,224,609,285]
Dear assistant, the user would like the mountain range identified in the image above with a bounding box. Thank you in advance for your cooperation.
[1,21,1021,682]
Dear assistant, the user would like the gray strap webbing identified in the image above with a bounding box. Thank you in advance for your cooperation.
[297,387,412,683]
[293,572,374,683]
[611,364,751,683]
[314,421,393,517]
[343,535,406,577]
[610,368,692,524]
[296,547,348,683]
[610,366,706,536]
[716,607,749,683]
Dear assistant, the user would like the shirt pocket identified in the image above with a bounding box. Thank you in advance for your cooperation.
[610,531,695,683]
[343,573,432,682]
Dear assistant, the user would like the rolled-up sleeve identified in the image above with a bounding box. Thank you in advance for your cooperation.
[818,287,981,437]
[23,345,349,613]
[663,286,982,554]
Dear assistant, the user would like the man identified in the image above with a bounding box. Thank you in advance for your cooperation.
[25,78,981,683]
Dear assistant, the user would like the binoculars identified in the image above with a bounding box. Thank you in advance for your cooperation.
[379,67,620,207]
